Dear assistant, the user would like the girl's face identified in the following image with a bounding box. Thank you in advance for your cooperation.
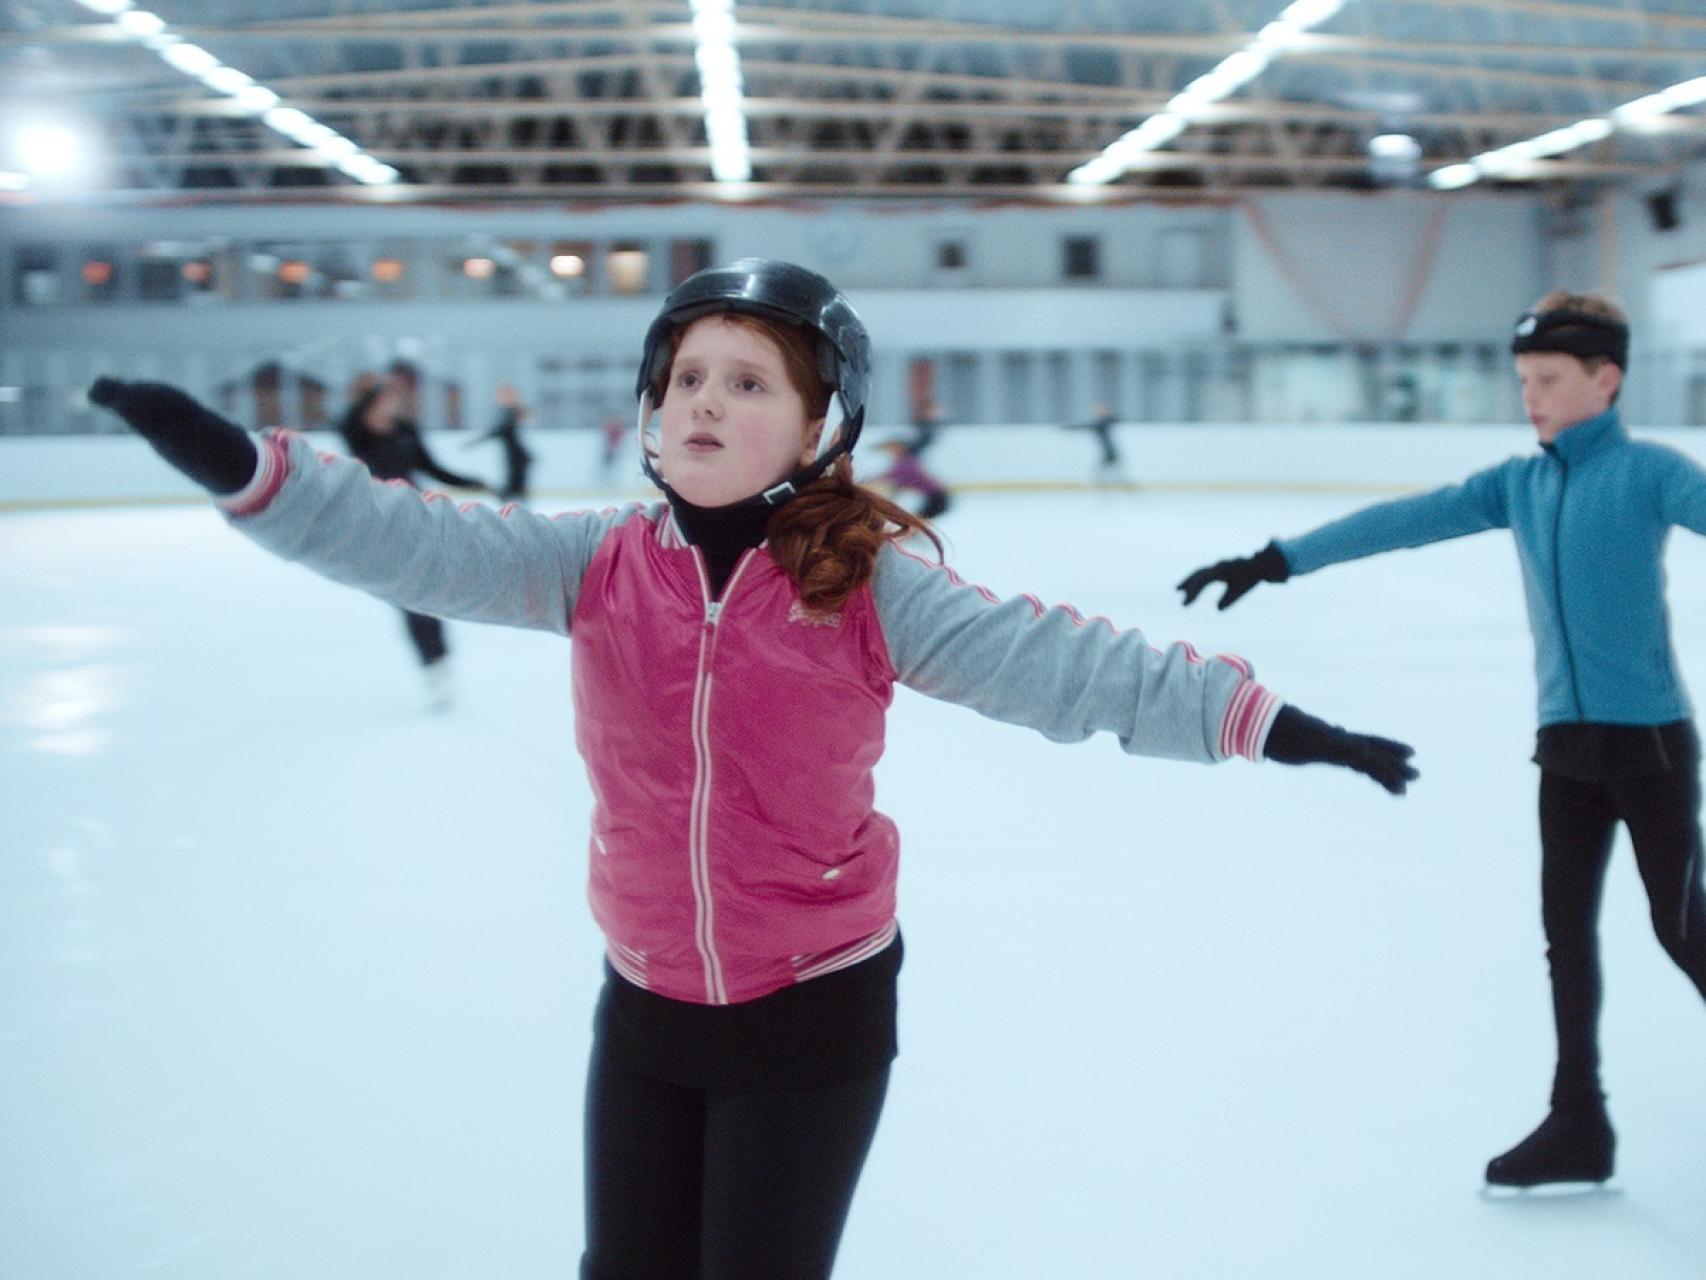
[656,315,824,508]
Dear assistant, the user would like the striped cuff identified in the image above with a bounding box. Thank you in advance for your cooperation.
[217,431,290,517]
[1219,681,1283,762]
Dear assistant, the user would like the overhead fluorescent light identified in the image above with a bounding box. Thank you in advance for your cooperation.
[1368,133,1421,161]
[159,42,219,77]
[114,9,164,37]
[1432,73,1704,190]
[1068,0,1353,186]
[1427,163,1479,190]
[691,0,750,182]
[81,6,399,188]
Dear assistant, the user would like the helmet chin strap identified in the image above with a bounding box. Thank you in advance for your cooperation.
[635,390,862,510]
[751,423,858,506]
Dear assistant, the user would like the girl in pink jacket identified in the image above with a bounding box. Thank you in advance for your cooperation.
[91,259,1414,1279]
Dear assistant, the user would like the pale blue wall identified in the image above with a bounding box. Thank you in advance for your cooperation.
[1229,193,1541,345]
[4,185,1702,434]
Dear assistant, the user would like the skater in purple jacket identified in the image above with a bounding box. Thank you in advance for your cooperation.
[872,435,952,518]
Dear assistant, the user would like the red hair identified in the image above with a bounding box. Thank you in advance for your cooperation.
[768,454,942,614]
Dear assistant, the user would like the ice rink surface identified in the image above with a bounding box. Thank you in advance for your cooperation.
[5,482,1706,1279]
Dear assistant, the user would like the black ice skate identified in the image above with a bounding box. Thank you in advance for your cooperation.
[1485,1104,1615,1190]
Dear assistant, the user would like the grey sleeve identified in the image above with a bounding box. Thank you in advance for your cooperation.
[218,430,644,636]
[871,540,1282,764]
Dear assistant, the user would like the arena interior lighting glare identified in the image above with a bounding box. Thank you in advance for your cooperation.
[1067,0,1349,185]
[1429,75,1706,189]
[15,123,82,179]
[1368,133,1422,162]
[690,0,751,184]
[72,0,400,187]
[1429,163,1478,191]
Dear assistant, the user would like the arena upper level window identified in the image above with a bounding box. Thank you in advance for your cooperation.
[3,236,711,307]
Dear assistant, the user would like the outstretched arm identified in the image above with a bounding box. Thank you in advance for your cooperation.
[1275,466,1511,576]
[1653,443,1706,536]
[874,541,1415,791]
[1178,464,1512,611]
[408,433,487,491]
[89,378,635,635]
[89,377,257,495]
[464,408,523,448]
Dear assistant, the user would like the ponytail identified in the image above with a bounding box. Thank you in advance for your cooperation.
[766,455,942,614]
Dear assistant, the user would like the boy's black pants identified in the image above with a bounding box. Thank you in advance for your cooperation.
[1538,724,1706,1107]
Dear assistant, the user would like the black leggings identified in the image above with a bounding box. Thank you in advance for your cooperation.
[1538,739,1706,1107]
[401,610,447,666]
[581,1041,889,1280]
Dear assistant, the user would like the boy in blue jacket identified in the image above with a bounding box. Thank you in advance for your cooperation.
[1178,292,1706,1189]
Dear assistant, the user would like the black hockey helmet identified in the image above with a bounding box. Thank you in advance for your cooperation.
[635,258,872,505]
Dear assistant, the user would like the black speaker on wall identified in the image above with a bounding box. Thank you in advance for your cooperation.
[1647,188,1681,232]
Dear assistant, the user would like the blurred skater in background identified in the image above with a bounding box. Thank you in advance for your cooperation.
[465,384,534,503]
[871,435,952,519]
[598,412,628,484]
[908,397,946,457]
[338,366,488,711]
[1064,403,1131,488]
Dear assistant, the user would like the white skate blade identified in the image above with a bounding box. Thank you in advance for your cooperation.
[1478,1180,1620,1202]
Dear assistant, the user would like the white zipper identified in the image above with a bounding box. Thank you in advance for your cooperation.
[684,547,756,1005]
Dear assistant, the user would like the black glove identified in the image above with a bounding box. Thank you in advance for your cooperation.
[1263,704,1418,796]
[1177,541,1290,610]
[88,378,258,496]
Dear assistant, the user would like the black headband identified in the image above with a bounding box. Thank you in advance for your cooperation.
[1511,308,1629,369]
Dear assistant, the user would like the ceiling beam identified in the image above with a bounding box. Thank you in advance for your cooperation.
[132,91,1706,140]
[23,172,1626,208]
[85,43,1661,103]
[16,19,1700,68]
[95,141,1659,182]
[1391,0,1706,35]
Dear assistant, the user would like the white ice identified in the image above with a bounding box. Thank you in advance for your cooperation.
[5,484,1706,1279]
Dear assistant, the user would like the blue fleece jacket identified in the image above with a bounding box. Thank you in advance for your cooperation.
[1276,408,1706,727]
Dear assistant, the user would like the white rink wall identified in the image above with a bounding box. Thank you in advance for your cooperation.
[8,420,1706,509]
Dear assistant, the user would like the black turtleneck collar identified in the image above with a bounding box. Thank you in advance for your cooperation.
[666,491,776,599]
